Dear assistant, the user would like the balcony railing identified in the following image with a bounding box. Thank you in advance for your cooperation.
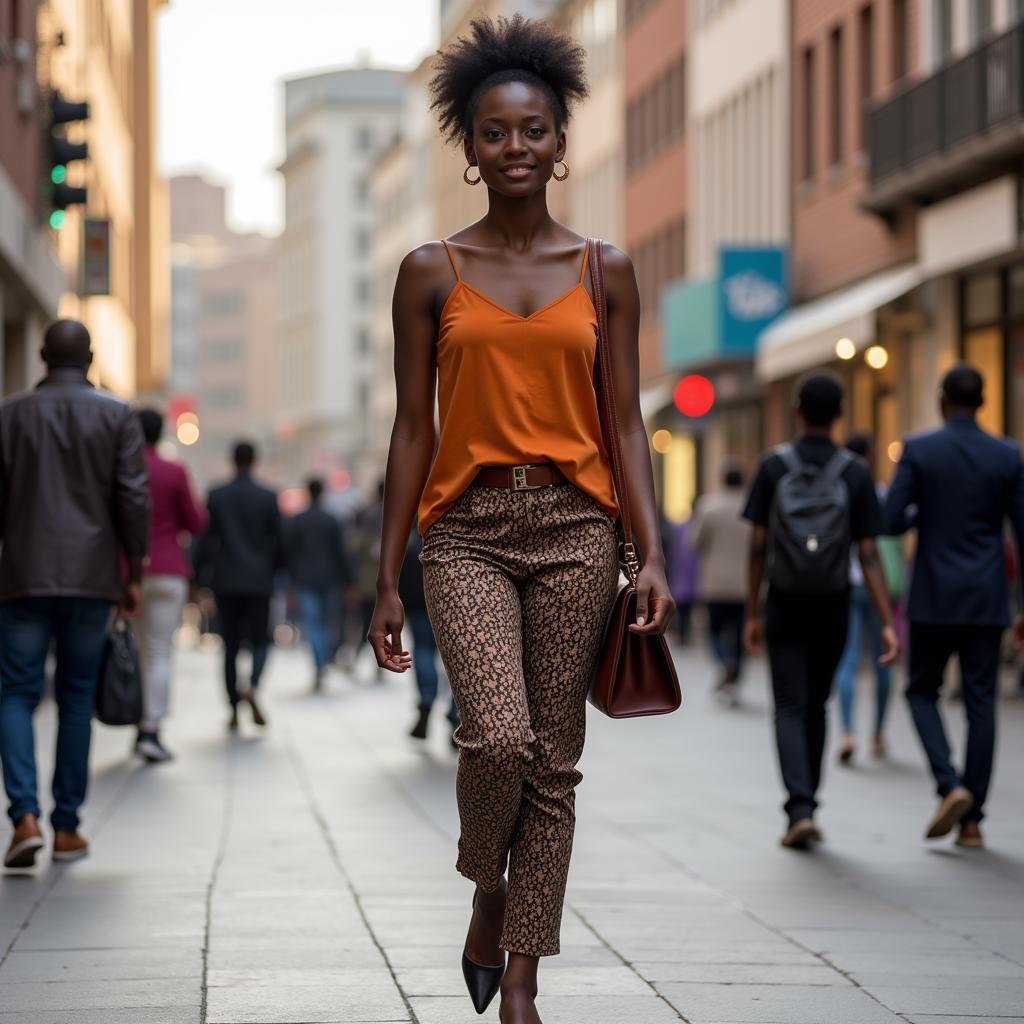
[865,23,1024,213]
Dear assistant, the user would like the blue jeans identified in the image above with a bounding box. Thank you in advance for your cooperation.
[835,585,892,735]
[296,587,331,671]
[0,597,112,831]
[407,607,458,723]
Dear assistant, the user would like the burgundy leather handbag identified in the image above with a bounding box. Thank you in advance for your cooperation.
[587,238,682,719]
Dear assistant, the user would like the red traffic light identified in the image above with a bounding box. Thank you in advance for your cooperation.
[673,374,715,418]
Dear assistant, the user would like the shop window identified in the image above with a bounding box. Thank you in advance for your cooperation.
[964,327,1004,436]
[1008,266,1024,320]
[1008,325,1024,447]
[964,272,1001,327]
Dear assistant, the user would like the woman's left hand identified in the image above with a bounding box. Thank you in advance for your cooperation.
[629,564,676,635]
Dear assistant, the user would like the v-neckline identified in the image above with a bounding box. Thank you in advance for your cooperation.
[455,279,588,322]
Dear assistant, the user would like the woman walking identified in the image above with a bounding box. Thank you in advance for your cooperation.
[367,15,674,1023]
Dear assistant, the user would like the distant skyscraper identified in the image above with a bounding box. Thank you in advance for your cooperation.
[275,67,404,488]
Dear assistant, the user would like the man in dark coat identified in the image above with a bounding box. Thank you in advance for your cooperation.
[0,320,149,868]
[887,364,1024,849]
[196,440,282,730]
[285,478,352,691]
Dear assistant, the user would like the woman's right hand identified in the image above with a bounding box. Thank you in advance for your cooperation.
[367,587,413,673]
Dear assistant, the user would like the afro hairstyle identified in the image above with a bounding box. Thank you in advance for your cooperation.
[429,13,589,146]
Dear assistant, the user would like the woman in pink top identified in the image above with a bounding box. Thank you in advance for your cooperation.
[134,409,207,762]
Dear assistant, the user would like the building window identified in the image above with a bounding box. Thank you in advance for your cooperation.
[201,337,244,364]
[801,46,816,182]
[355,277,369,305]
[858,4,874,150]
[829,26,844,168]
[934,0,954,64]
[355,177,369,203]
[892,0,908,82]
[356,325,370,354]
[203,388,244,411]
[355,124,373,151]
[202,291,245,318]
[354,227,369,255]
[626,55,686,175]
[971,0,993,43]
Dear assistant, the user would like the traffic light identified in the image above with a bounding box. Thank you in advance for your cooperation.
[47,91,89,228]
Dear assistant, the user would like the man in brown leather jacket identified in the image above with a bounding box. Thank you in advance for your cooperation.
[0,320,149,870]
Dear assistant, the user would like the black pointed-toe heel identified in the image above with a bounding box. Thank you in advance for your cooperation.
[462,891,505,1014]
[462,951,505,1015]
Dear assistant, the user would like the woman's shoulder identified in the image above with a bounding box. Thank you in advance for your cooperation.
[399,240,452,275]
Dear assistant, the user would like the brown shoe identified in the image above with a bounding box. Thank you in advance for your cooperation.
[925,786,973,839]
[52,831,89,863]
[242,690,266,727]
[781,818,819,850]
[4,813,44,869]
[955,822,984,849]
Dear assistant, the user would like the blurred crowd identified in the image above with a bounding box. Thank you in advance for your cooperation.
[2,320,1023,869]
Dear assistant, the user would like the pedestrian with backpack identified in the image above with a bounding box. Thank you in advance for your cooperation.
[743,375,899,849]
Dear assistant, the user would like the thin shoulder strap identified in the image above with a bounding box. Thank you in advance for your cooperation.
[441,239,462,281]
[821,447,854,485]
[578,240,590,284]
[774,443,802,474]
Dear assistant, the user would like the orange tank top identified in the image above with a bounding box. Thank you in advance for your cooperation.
[417,240,619,536]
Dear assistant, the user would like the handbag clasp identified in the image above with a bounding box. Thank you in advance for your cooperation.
[620,541,641,586]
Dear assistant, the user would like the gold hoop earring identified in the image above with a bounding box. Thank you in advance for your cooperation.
[553,160,570,182]
[463,165,481,186]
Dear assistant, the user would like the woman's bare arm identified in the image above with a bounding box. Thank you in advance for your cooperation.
[601,242,675,635]
[368,242,451,670]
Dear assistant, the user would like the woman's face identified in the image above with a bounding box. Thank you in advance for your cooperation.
[464,80,566,195]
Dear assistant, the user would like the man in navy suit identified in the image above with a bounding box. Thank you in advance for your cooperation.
[887,365,1024,848]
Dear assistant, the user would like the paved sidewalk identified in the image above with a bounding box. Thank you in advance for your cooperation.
[1,640,1023,1024]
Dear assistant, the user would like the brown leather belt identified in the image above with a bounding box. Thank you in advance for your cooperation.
[473,462,569,491]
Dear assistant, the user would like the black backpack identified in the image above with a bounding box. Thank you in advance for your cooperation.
[767,444,853,595]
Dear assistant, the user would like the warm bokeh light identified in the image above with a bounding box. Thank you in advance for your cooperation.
[176,422,200,445]
[888,440,903,463]
[673,374,715,418]
[835,337,856,361]
[865,345,889,370]
[176,411,199,427]
[651,429,673,453]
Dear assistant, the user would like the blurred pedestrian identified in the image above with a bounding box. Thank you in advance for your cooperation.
[0,320,148,868]
[886,364,1024,849]
[397,525,458,744]
[133,409,206,763]
[833,434,898,764]
[349,480,385,680]
[194,441,282,731]
[690,464,751,704]
[744,374,898,850]
[285,477,352,692]
[366,17,675,1020]
[665,518,698,644]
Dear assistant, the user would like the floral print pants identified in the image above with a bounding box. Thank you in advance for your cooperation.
[420,483,620,956]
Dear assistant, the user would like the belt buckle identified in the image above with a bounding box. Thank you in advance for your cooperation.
[512,464,543,491]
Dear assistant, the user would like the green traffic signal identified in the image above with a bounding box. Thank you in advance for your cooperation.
[49,210,66,229]
[51,165,67,185]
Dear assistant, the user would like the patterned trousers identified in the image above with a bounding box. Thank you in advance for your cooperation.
[420,483,619,956]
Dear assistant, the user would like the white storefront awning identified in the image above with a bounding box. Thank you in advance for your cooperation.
[756,264,922,382]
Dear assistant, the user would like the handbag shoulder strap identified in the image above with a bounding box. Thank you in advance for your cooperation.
[588,238,639,583]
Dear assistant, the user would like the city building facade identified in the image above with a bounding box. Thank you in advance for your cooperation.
[169,175,275,490]
[758,0,1024,481]
[276,66,403,488]
[38,0,169,398]
[0,0,63,395]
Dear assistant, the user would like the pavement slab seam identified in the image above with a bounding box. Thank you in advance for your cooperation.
[591,810,908,1021]
[200,727,236,1024]
[281,716,416,1024]
[0,751,143,971]
[566,904,692,1022]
